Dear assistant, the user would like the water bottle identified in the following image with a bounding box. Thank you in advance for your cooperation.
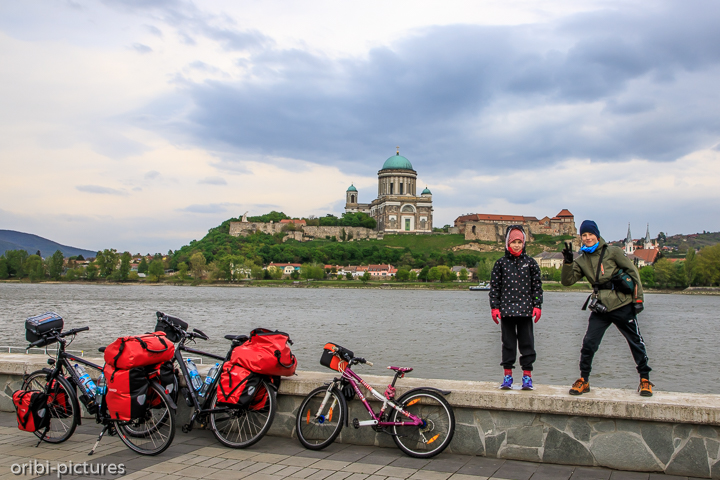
[95,372,106,410]
[186,359,202,391]
[75,364,97,396]
[199,363,220,397]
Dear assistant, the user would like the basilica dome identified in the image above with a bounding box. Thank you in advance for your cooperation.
[381,153,414,170]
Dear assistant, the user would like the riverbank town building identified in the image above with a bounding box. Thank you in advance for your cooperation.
[345,150,433,234]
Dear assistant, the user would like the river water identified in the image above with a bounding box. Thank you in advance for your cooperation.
[1,284,716,394]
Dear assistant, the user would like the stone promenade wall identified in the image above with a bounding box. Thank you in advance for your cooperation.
[1,354,718,478]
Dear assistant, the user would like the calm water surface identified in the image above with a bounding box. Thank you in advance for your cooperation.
[1,284,717,394]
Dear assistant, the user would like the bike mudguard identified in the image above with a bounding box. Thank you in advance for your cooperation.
[398,387,452,401]
[150,379,177,411]
[32,368,83,425]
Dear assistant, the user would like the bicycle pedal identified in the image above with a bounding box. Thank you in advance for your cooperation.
[181,424,193,434]
[352,418,360,429]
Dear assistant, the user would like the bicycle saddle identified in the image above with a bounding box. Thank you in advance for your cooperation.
[387,366,413,373]
[98,346,106,353]
[225,334,249,342]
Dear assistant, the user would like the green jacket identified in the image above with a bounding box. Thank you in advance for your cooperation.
[561,237,644,312]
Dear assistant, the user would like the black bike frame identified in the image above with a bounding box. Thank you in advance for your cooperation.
[173,343,229,416]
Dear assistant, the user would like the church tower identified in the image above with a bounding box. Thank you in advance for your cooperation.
[346,184,358,206]
[625,223,635,255]
[644,224,655,250]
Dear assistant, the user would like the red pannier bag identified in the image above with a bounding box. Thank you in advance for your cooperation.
[104,332,175,370]
[146,361,175,408]
[216,363,262,408]
[103,364,149,421]
[47,380,71,418]
[230,328,297,377]
[13,390,50,432]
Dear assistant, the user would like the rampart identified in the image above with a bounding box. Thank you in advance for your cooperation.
[229,222,378,242]
[1,354,718,478]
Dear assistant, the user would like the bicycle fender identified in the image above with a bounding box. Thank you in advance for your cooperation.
[398,387,452,401]
[150,379,178,411]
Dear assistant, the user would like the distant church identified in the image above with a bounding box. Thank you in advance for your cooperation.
[345,149,433,233]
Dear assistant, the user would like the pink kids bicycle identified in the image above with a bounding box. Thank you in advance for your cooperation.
[295,343,455,458]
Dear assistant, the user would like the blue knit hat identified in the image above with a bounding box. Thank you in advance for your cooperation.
[580,220,600,238]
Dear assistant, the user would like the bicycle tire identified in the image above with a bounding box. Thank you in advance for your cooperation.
[209,378,276,448]
[296,386,345,450]
[391,389,455,458]
[115,382,175,455]
[22,370,80,444]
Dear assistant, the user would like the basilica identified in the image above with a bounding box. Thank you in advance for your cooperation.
[345,149,433,234]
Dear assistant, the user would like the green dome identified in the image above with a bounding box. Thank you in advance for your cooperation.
[422,187,432,195]
[382,154,414,170]
[347,184,357,192]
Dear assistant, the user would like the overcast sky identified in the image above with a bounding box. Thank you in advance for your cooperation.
[1,0,719,254]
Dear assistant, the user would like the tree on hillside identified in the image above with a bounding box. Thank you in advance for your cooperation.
[26,255,44,282]
[148,259,165,282]
[639,266,655,288]
[696,244,720,286]
[190,252,207,280]
[360,271,371,283]
[76,255,85,261]
[48,250,64,280]
[0,257,9,279]
[251,265,264,280]
[4,250,28,278]
[459,268,469,281]
[301,263,325,281]
[395,268,410,281]
[118,252,132,281]
[138,258,148,274]
[86,263,98,280]
[685,249,697,286]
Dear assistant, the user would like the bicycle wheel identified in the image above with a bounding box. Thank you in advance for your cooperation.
[391,389,455,458]
[22,370,80,444]
[296,386,345,450]
[115,382,175,455]
[209,378,276,448]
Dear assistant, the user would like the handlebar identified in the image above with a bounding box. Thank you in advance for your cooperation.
[351,357,373,367]
[192,328,209,341]
[27,326,90,348]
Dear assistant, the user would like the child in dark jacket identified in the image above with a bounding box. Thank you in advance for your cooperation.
[489,225,543,390]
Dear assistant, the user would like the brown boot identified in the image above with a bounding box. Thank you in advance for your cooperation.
[638,378,654,397]
[569,377,590,395]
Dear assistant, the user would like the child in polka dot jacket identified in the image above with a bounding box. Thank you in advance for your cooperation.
[489,225,543,390]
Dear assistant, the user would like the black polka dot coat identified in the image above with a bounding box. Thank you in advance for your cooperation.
[489,225,544,317]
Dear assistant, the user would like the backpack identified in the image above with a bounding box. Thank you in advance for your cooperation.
[25,312,64,346]
[103,364,149,422]
[216,363,262,408]
[104,332,175,370]
[320,343,354,372]
[13,390,50,432]
[230,328,297,377]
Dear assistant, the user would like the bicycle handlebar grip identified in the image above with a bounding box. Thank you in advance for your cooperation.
[28,338,45,348]
[366,361,373,366]
[156,311,164,318]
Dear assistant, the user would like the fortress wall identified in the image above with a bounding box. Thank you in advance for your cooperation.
[301,226,378,241]
[229,222,284,236]
[1,354,717,477]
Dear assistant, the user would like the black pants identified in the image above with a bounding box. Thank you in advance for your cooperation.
[580,304,651,379]
[500,316,535,371]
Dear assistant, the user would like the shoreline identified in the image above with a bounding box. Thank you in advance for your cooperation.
[1,279,717,294]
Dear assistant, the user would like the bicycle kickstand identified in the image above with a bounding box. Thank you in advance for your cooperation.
[88,424,110,456]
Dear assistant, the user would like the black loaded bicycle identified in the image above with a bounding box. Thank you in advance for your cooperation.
[22,324,176,455]
[155,312,278,448]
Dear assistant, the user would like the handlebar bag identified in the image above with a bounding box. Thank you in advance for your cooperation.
[25,312,64,343]
[104,332,175,369]
[230,328,297,377]
[103,364,149,422]
[13,390,50,432]
[320,343,354,371]
[216,363,262,408]
[155,314,188,343]
[146,361,176,408]
[47,380,71,418]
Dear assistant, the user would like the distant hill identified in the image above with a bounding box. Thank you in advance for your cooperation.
[0,230,97,258]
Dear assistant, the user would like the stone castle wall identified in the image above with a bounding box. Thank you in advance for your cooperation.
[464,222,537,243]
[229,222,378,242]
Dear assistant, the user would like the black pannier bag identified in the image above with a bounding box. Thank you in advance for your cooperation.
[146,361,176,408]
[154,312,188,343]
[26,312,64,344]
[13,390,50,432]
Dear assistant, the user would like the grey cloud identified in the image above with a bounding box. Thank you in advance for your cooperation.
[197,176,227,185]
[180,203,237,213]
[76,185,128,196]
[144,170,161,180]
[144,24,163,37]
[131,43,152,54]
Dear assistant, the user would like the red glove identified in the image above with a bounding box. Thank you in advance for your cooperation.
[532,307,542,323]
[491,309,501,324]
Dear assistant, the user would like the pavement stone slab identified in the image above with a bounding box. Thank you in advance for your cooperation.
[408,470,452,480]
[311,459,352,471]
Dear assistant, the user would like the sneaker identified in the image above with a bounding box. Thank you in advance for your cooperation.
[638,379,654,397]
[521,375,534,390]
[569,377,590,395]
[500,375,513,389]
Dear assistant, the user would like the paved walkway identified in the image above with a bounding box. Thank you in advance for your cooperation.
[0,412,704,480]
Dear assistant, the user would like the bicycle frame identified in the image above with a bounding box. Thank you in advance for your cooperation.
[327,366,424,427]
[173,342,225,414]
